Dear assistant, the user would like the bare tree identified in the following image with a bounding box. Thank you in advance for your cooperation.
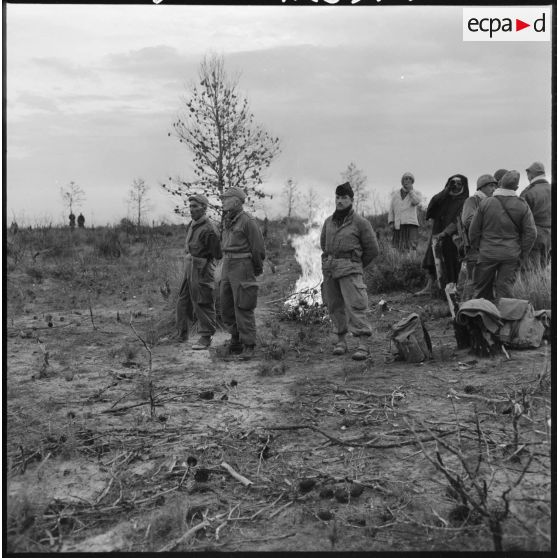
[163,53,281,216]
[282,178,299,219]
[341,162,369,215]
[60,181,86,215]
[304,186,319,224]
[128,178,150,227]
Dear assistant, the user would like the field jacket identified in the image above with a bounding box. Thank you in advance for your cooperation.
[469,190,537,262]
[320,210,379,278]
[388,189,420,229]
[221,210,266,274]
[520,177,551,229]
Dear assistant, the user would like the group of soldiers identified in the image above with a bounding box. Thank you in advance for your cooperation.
[176,162,550,361]
[416,161,550,301]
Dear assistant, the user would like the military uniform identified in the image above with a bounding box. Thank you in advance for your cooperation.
[321,205,379,358]
[520,176,551,267]
[176,215,222,340]
[220,208,265,349]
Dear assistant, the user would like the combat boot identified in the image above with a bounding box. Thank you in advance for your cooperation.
[332,334,347,356]
[192,336,212,350]
[351,336,370,361]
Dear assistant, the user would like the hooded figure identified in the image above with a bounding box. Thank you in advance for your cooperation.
[417,174,469,294]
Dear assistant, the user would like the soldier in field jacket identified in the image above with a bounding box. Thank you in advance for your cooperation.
[520,161,551,267]
[320,182,379,362]
[469,170,537,301]
[219,187,266,359]
[176,194,222,349]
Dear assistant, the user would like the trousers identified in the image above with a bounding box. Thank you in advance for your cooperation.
[322,272,371,337]
[176,254,217,338]
[220,258,259,346]
[473,259,519,301]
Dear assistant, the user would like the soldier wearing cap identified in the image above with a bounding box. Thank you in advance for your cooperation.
[220,187,266,358]
[176,193,222,349]
[469,170,536,301]
[521,161,551,267]
[457,174,498,300]
[320,181,379,361]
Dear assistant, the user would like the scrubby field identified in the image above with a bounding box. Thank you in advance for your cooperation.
[5,221,552,552]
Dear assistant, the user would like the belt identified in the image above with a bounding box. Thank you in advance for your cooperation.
[223,252,252,259]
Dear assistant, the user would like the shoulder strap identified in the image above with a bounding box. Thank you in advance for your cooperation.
[493,196,522,233]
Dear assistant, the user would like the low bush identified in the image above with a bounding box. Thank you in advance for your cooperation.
[365,245,425,294]
[512,262,551,310]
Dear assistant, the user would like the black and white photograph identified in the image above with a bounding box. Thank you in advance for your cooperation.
[5,1,554,553]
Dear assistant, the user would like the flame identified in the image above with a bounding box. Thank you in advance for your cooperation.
[285,204,333,308]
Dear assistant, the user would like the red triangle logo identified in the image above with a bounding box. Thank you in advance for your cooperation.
[516,19,530,31]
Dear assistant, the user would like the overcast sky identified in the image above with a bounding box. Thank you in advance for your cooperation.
[6,4,553,226]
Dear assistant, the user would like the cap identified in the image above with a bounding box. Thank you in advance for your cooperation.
[221,187,246,202]
[335,182,354,198]
[188,194,209,206]
[401,172,415,184]
[500,170,520,190]
[493,169,508,183]
[526,161,545,176]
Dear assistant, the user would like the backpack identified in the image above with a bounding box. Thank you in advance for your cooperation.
[391,313,433,363]
[496,298,547,349]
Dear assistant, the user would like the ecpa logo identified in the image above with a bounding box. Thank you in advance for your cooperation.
[463,8,551,42]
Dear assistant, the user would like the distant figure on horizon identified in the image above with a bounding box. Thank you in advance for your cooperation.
[77,213,85,228]
[69,212,76,230]
[520,161,551,268]
[10,221,19,235]
[388,172,421,251]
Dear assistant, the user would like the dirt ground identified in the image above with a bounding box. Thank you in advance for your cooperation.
[5,228,552,552]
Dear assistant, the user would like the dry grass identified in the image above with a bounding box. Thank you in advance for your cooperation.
[512,262,551,310]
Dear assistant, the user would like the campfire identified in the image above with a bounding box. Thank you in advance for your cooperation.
[282,210,330,323]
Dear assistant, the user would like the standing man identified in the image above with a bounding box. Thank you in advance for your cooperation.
[77,213,85,228]
[469,171,536,301]
[176,194,222,349]
[388,172,421,251]
[520,161,551,267]
[220,187,266,358]
[416,174,469,295]
[320,182,379,361]
[458,174,498,300]
[69,212,76,230]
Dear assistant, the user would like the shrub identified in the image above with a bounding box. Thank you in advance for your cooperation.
[512,262,551,310]
[365,245,425,294]
[95,230,125,258]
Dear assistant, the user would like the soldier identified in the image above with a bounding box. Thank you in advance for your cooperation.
[320,182,379,361]
[220,187,266,358]
[469,170,537,301]
[77,213,85,228]
[176,194,222,349]
[457,174,498,300]
[520,161,551,268]
[69,212,76,230]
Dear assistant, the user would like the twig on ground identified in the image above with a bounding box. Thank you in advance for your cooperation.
[221,462,253,487]
[159,519,210,552]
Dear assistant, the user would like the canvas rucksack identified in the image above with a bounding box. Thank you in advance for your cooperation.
[496,298,547,350]
[391,313,432,363]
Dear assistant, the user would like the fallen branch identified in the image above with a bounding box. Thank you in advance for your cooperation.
[448,389,508,404]
[159,519,210,552]
[221,462,253,487]
[102,401,164,414]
